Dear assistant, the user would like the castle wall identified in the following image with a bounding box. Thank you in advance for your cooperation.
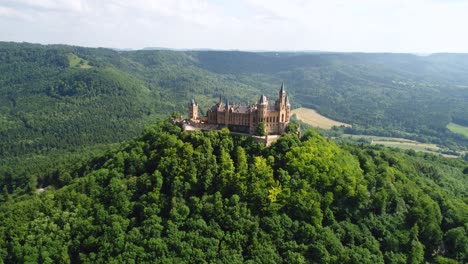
[192,83,290,135]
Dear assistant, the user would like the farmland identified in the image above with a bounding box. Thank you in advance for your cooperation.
[341,134,460,158]
[291,107,351,129]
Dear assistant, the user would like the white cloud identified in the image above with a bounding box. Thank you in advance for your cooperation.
[0,0,468,52]
[2,0,86,12]
[0,6,32,20]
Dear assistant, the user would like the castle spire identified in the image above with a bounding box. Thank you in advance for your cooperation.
[191,98,196,105]
[280,82,286,94]
[286,95,290,105]
[258,94,267,105]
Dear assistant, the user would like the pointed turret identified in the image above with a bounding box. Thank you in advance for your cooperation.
[258,94,268,105]
[286,95,290,105]
[280,82,286,94]
[191,98,196,105]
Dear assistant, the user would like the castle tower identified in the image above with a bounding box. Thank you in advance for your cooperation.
[225,98,230,126]
[189,98,198,120]
[279,81,286,98]
[257,94,268,123]
[278,82,287,122]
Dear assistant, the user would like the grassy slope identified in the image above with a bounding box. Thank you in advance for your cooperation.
[447,123,468,138]
[67,53,92,68]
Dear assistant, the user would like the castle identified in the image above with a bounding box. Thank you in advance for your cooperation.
[189,82,291,135]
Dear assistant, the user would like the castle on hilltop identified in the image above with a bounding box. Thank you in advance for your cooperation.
[188,82,291,135]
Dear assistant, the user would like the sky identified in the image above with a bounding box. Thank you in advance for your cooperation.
[1,0,468,52]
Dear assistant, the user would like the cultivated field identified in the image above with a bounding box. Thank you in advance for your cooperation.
[342,134,460,158]
[292,107,351,129]
[343,134,440,150]
[447,122,468,138]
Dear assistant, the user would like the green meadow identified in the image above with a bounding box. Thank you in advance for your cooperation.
[447,122,468,138]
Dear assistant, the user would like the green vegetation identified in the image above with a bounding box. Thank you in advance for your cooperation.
[285,122,298,134]
[0,40,467,263]
[256,122,266,136]
[191,51,468,149]
[0,42,168,161]
[1,42,468,161]
[0,121,466,263]
[447,123,468,138]
[67,53,92,69]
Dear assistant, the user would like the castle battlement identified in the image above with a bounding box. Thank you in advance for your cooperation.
[189,82,291,135]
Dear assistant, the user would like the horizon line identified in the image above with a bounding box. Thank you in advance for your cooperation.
[4,40,468,55]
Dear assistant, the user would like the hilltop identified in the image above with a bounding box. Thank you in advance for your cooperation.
[0,121,466,263]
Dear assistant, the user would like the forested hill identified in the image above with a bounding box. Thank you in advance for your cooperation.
[1,42,468,162]
[0,121,467,263]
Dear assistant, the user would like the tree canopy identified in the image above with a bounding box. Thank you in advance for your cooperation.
[0,120,466,263]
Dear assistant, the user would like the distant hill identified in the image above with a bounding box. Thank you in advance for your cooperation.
[1,41,468,162]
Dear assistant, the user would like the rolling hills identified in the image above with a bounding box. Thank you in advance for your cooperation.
[1,42,467,262]
[1,42,468,162]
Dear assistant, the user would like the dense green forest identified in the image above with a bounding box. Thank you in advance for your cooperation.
[0,120,467,263]
[0,43,467,262]
[1,42,468,162]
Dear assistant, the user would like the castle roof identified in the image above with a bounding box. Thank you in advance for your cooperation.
[286,95,290,105]
[190,98,196,105]
[233,105,250,113]
[258,94,268,105]
[280,82,286,94]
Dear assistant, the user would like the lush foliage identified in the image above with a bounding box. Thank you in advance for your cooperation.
[2,42,468,164]
[256,122,266,136]
[1,121,466,263]
[0,42,165,160]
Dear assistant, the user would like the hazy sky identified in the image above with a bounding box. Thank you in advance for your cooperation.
[1,0,468,52]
